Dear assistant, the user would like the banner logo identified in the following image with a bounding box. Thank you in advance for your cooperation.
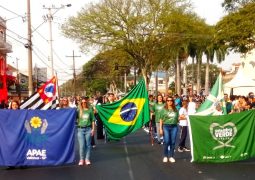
[210,122,237,150]
[24,116,48,160]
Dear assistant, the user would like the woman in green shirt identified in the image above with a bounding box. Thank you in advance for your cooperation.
[77,97,95,166]
[152,94,165,144]
[159,97,178,163]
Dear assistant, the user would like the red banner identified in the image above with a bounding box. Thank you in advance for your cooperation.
[0,56,8,103]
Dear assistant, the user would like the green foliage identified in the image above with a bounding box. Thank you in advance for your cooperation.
[186,63,220,86]
[61,0,204,81]
[222,0,255,12]
[216,2,255,53]
[61,0,224,93]
[81,49,133,95]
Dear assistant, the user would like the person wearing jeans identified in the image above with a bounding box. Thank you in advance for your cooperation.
[77,127,93,164]
[77,97,95,166]
[159,97,178,163]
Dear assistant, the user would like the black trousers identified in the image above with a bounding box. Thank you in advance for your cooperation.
[95,113,105,139]
[178,126,187,148]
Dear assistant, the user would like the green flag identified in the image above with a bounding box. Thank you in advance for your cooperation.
[189,110,255,163]
[196,73,227,115]
[96,78,150,141]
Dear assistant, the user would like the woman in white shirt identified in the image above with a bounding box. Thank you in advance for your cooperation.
[178,100,190,152]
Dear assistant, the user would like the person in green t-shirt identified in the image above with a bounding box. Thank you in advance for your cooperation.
[152,94,165,144]
[77,97,95,166]
[159,97,178,163]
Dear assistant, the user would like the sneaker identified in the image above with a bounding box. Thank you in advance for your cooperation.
[169,157,175,163]
[78,160,84,166]
[178,147,184,152]
[85,160,91,165]
[183,147,191,152]
[163,157,168,163]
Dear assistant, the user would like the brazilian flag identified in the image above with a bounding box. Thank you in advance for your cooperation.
[96,78,150,141]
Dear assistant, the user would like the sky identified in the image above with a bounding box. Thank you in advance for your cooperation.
[0,0,240,84]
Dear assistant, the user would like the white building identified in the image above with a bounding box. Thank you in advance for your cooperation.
[148,71,174,95]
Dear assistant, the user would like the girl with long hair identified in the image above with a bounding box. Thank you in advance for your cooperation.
[159,96,178,163]
[77,97,95,166]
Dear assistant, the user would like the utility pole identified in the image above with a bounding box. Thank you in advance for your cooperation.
[47,7,54,77]
[66,50,80,96]
[27,0,33,96]
[43,4,72,77]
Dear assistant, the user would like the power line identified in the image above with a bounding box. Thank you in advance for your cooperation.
[66,50,81,96]
[53,50,71,67]
[32,49,51,69]
[32,27,48,42]
[33,45,49,59]
[6,28,27,40]
[0,5,26,20]
[6,33,26,45]
[33,46,72,75]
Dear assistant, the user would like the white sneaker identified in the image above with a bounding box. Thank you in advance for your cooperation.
[163,157,168,163]
[183,147,191,152]
[169,157,175,163]
[78,160,84,166]
[178,147,184,152]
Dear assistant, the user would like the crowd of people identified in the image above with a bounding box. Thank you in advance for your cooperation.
[1,90,255,167]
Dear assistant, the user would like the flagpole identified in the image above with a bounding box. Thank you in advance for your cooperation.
[149,118,154,146]
[55,73,60,98]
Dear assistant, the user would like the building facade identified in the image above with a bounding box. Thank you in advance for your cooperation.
[0,17,12,103]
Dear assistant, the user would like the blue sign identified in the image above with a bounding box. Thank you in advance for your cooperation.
[0,108,76,166]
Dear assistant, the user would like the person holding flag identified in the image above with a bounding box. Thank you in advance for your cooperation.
[195,73,226,116]
[95,78,149,141]
[159,97,179,163]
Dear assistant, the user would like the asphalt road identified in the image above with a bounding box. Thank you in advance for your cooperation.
[1,129,255,180]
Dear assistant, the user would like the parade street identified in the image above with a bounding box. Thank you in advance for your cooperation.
[0,129,254,180]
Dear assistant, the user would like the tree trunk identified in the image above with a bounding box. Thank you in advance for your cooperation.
[182,58,188,96]
[196,58,201,95]
[142,68,149,90]
[191,57,195,95]
[165,69,169,96]
[176,57,181,95]
[205,58,210,95]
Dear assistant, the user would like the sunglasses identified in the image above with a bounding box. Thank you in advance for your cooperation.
[167,99,173,102]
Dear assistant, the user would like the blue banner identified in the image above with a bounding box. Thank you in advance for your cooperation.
[0,108,76,166]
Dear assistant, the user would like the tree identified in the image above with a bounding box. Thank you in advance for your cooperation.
[158,11,210,95]
[222,0,255,12]
[186,63,220,91]
[81,49,133,95]
[216,2,255,53]
[62,0,192,87]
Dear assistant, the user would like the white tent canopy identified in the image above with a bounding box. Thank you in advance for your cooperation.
[224,67,255,88]
[224,50,255,96]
